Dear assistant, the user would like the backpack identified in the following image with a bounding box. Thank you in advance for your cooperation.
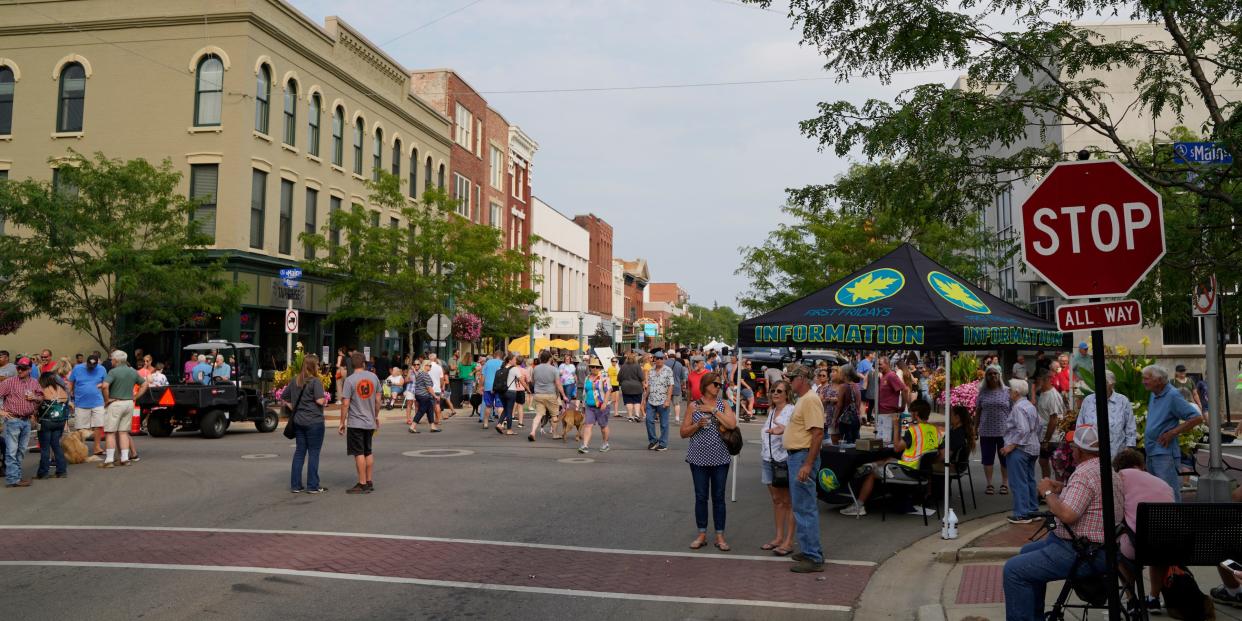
[1162,566,1215,620]
[494,365,511,394]
[39,400,72,426]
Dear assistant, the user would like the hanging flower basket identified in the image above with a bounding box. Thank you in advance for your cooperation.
[453,313,482,342]
[0,304,24,335]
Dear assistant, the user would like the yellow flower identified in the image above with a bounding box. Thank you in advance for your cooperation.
[1139,336,1151,348]
[1115,345,1129,357]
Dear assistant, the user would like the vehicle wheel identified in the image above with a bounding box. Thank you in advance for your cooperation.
[147,414,173,438]
[256,409,279,433]
[200,410,227,439]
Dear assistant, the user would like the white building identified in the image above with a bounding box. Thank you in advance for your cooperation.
[530,197,597,339]
[611,258,626,342]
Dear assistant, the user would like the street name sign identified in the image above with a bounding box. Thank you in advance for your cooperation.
[1021,159,1165,299]
[1174,142,1233,165]
[1056,300,1141,332]
[272,282,305,302]
[279,268,302,287]
[285,309,299,334]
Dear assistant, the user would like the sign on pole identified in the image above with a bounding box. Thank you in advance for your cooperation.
[322,345,330,364]
[363,346,371,363]
[1174,142,1233,165]
[284,309,299,334]
[1056,300,1141,332]
[272,282,305,302]
[426,314,452,340]
[279,268,302,286]
[1021,159,1165,299]
[1194,275,1219,317]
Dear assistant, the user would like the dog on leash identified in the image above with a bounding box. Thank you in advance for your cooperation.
[558,406,584,443]
[61,429,90,464]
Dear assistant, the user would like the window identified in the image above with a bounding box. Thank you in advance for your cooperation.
[489,202,502,230]
[304,187,317,259]
[475,119,482,157]
[437,163,445,189]
[307,93,321,157]
[254,64,271,135]
[189,164,218,243]
[512,165,522,199]
[193,56,223,127]
[369,210,380,228]
[350,203,363,258]
[282,80,297,146]
[353,117,364,175]
[0,169,8,234]
[331,106,344,165]
[452,173,471,218]
[391,138,401,178]
[56,62,86,133]
[372,128,382,181]
[424,156,432,191]
[51,168,78,198]
[489,146,503,189]
[278,179,294,254]
[250,169,267,249]
[454,103,473,148]
[328,196,342,259]
[408,148,418,198]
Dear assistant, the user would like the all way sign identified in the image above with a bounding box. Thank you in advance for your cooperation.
[1056,300,1142,332]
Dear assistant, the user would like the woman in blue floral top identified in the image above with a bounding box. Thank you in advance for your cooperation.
[680,371,738,552]
[974,365,1011,495]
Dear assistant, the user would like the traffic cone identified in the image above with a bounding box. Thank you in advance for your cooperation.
[131,404,146,436]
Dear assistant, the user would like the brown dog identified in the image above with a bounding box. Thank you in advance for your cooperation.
[61,430,90,464]
[558,407,584,443]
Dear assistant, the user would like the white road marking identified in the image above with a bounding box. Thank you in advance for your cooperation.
[0,524,875,566]
[400,449,475,457]
[0,561,851,612]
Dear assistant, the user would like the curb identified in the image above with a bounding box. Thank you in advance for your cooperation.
[936,546,1020,563]
[917,603,947,621]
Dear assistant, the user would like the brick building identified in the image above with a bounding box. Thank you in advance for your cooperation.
[620,259,649,344]
[644,283,689,345]
[410,70,489,224]
[573,214,615,327]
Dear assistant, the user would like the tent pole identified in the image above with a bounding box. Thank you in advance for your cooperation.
[942,350,955,538]
[731,349,743,502]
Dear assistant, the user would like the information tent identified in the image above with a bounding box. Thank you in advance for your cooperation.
[736,244,1071,533]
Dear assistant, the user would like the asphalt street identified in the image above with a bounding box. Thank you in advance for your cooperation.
[0,408,1019,620]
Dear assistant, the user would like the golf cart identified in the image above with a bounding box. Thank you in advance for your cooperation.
[137,340,280,438]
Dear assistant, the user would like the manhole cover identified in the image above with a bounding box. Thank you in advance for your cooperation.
[557,457,594,464]
[402,449,475,458]
[242,453,278,460]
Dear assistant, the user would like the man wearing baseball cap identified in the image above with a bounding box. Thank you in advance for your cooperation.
[1002,425,1125,620]
[1,357,44,487]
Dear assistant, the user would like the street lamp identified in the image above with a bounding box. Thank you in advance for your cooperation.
[443,262,456,361]
[577,311,585,358]
[527,304,539,360]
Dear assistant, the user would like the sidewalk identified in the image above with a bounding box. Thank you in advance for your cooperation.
[856,514,1242,620]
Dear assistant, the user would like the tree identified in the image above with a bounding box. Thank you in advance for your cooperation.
[587,324,613,349]
[737,161,994,314]
[748,0,1242,322]
[667,304,743,345]
[0,151,244,351]
[301,171,536,354]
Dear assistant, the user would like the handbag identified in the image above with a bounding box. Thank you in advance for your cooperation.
[283,381,308,439]
[766,416,789,488]
[711,400,744,456]
[39,399,72,426]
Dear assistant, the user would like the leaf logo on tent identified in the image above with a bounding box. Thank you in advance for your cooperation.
[927,271,991,314]
[834,268,905,307]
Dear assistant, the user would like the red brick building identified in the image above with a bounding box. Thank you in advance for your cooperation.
[644,283,689,347]
[410,70,487,223]
[573,214,614,319]
[621,259,649,342]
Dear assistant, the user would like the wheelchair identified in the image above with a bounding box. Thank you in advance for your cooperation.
[1028,511,1148,621]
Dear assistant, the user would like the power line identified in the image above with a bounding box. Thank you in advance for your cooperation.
[378,0,487,46]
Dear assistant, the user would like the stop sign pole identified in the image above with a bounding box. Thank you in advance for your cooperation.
[1021,155,1164,621]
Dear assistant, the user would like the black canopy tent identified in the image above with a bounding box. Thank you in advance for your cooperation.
[734,243,1070,531]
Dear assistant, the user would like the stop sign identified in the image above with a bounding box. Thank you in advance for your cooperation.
[1021,159,1164,299]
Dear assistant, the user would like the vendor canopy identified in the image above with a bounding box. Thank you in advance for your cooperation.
[738,243,1070,352]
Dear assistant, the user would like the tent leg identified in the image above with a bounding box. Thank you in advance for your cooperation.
[942,351,957,539]
[731,455,738,502]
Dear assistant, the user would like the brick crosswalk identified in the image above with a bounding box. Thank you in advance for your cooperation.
[0,527,872,611]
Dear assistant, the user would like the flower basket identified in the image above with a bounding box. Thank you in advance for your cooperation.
[453,313,482,342]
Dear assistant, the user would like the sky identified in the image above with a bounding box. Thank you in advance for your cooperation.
[288,0,961,310]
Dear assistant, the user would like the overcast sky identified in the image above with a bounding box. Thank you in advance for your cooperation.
[288,0,959,310]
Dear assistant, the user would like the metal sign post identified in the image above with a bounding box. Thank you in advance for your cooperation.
[1195,276,1230,501]
[279,269,302,370]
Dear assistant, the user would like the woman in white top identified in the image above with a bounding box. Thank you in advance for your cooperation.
[760,379,796,557]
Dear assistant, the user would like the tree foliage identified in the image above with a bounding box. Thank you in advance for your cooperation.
[748,0,1242,322]
[300,172,537,353]
[737,161,995,314]
[0,151,244,351]
[667,304,743,346]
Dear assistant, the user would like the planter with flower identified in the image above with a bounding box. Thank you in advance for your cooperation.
[272,342,332,403]
[936,353,981,410]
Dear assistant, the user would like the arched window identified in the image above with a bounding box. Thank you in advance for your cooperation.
[408,148,418,198]
[437,163,445,190]
[307,93,321,157]
[56,62,86,133]
[391,138,401,178]
[331,106,344,166]
[282,79,297,146]
[254,64,271,134]
[424,156,433,191]
[0,66,14,135]
[193,55,223,127]
[372,127,382,181]
[352,117,364,175]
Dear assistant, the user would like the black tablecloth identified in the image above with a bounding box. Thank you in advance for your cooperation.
[817,446,894,504]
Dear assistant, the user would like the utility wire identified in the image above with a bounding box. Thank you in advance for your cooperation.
[378,0,487,46]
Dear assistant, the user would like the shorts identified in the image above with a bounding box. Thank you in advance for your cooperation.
[760,459,787,486]
[532,394,560,421]
[75,405,105,430]
[515,391,526,405]
[741,388,754,400]
[671,394,683,406]
[104,400,134,433]
[1039,441,1058,460]
[346,427,375,456]
[483,391,501,408]
[622,393,642,406]
[584,406,610,427]
[563,384,577,399]
[980,436,1004,466]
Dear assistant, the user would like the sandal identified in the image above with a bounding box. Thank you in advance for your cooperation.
[715,541,731,552]
[689,537,707,550]
[760,543,778,551]
[772,547,793,557]
[504,431,515,435]
[985,485,996,495]
[999,485,1009,495]
[409,427,419,434]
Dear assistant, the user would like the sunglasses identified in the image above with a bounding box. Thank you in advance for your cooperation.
[710,381,723,388]
[772,389,786,394]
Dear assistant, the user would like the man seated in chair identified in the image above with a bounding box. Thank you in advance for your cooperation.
[840,398,939,517]
[1003,425,1125,621]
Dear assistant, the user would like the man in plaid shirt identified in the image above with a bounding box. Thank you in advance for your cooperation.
[1002,425,1125,621]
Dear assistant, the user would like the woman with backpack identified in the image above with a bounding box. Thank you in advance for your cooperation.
[286,354,327,494]
[833,364,863,445]
[495,355,521,435]
[681,371,737,552]
[36,372,71,479]
[577,357,613,453]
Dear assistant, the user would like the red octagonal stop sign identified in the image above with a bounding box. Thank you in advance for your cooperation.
[1021,159,1164,299]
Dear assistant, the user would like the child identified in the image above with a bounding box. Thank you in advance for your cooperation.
[149,363,169,388]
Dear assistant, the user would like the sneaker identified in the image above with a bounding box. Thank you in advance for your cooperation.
[1211,586,1242,608]
[675,417,681,424]
[305,487,328,495]
[36,474,48,480]
[647,442,657,450]
[790,559,825,573]
[905,505,936,517]
[98,461,115,469]
[840,503,867,516]
[346,483,369,494]
[600,443,611,452]
[1146,595,1165,611]
[6,480,31,488]
[791,552,809,562]
[578,446,589,454]
[53,473,67,479]
[290,488,304,494]
[130,455,141,462]
[655,446,668,452]
[1007,514,1036,524]
[365,482,374,492]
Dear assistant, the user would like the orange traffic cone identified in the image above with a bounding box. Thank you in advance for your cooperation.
[131,404,145,436]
